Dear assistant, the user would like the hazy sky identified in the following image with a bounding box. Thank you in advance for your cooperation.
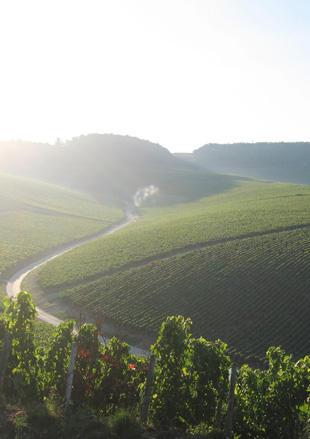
[1,0,310,153]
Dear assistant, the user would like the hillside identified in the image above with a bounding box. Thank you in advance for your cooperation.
[0,173,123,283]
[23,179,310,361]
[3,134,310,361]
[0,134,222,204]
[178,142,310,185]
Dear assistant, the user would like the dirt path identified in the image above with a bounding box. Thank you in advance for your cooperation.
[5,208,151,356]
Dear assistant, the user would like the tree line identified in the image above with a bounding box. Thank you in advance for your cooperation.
[193,142,310,169]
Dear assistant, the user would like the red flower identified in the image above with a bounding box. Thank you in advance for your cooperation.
[128,364,137,370]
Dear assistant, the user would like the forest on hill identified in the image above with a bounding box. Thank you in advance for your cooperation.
[182,142,310,185]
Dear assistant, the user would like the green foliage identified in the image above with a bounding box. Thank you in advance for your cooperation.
[149,316,231,430]
[72,323,101,405]
[3,291,41,400]
[1,291,148,413]
[91,337,148,412]
[109,409,143,439]
[0,316,6,351]
[1,290,310,437]
[150,316,192,429]
[188,338,230,426]
[234,347,310,438]
[44,320,75,398]
[33,321,55,351]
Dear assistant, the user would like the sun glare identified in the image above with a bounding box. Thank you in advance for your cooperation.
[0,0,309,152]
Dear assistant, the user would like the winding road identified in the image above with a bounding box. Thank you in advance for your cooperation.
[5,208,149,356]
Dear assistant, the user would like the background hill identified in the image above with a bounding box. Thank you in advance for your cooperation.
[178,142,310,185]
[0,134,236,205]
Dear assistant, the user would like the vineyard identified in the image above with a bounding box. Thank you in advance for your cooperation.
[2,137,310,436]
[1,293,310,439]
[61,227,310,361]
[35,180,310,289]
[19,178,309,362]
[0,173,124,275]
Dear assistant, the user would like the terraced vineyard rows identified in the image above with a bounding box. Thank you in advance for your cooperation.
[0,173,124,274]
[62,227,310,361]
[0,172,122,220]
[37,181,310,289]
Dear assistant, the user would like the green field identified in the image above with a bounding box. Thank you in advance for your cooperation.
[26,178,310,360]
[0,173,124,275]
[36,180,310,289]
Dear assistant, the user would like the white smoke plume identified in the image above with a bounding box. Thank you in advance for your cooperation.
[134,184,159,207]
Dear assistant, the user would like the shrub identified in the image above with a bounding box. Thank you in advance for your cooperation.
[109,409,142,439]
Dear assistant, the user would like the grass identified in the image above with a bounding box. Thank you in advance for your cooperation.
[0,403,110,439]
[0,402,224,439]
[109,410,142,439]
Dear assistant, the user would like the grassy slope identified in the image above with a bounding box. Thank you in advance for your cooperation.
[30,178,310,360]
[0,173,124,278]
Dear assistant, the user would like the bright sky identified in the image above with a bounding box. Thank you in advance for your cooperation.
[1,0,310,153]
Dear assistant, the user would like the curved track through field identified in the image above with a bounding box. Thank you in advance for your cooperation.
[6,208,149,356]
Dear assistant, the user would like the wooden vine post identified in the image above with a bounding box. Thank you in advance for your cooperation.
[0,332,13,406]
[141,353,156,425]
[225,363,237,439]
[65,342,78,409]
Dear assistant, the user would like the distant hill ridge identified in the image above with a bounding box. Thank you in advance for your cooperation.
[193,142,310,168]
[0,134,198,202]
[174,142,310,185]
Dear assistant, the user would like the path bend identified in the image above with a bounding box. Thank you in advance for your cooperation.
[5,208,149,356]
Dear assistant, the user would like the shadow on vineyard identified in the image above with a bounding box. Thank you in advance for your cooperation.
[1,292,310,438]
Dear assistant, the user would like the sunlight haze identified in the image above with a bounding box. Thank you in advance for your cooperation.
[0,0,309,153]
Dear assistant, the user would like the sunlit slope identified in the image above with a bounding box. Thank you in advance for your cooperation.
[0,173,124,275]
[0,135,250,205]
[37,180,310,289]
[62,227,310,361]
